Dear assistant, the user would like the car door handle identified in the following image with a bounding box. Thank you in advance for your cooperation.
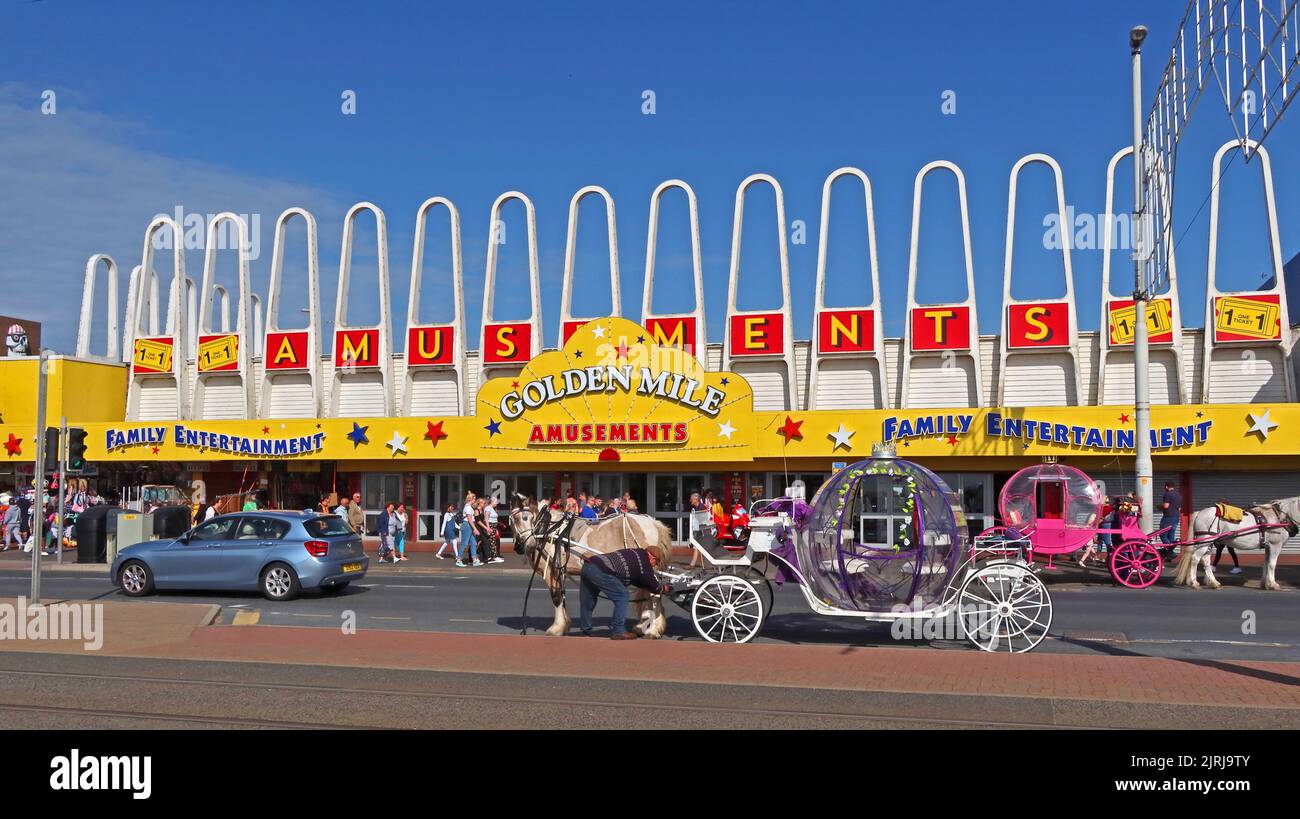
[205,543,222,549]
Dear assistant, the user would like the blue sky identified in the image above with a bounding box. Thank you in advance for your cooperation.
[1,0,1296,354]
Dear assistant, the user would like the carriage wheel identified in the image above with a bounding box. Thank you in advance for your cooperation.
[691,574,764,643]
[718,564,775,628]
[1109,540,1163,589]
[958,563,1053,653]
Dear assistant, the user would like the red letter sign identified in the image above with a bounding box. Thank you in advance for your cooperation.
[406,326,455,366]
[728,313,784,356]
[482,322,532,363]
[645,316,698,354]
[817,309,875,354]
[265,331,309,370]
[909,305,971,351]
[334,328,380,368]
[1007,302,1070,349]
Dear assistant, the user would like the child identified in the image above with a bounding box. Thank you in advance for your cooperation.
[437,504,458,560]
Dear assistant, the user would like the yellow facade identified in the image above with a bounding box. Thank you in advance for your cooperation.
[1,322,1298,470]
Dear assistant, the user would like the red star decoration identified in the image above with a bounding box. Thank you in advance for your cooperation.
[262,426,270,434]
[1118,413,1131,423]
[3,434,21,457]
[615,342,630,359]
[946,435,959,446]
[424,420,448,446]
[778,416,804,442]
[511,381,520,389]
[151,446,160,455]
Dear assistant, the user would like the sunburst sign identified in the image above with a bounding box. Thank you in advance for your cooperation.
[475,318,755,462]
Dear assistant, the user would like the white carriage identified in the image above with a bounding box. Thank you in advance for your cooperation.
[662,453,1054,652]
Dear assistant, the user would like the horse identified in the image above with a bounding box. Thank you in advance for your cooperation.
[509,498,673,638]
[1174,496,1300,590]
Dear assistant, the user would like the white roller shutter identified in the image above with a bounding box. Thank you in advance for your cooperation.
[1191,471,1300,553]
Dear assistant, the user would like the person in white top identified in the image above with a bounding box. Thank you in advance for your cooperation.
[483,500,504,564]
[458,492,481,568]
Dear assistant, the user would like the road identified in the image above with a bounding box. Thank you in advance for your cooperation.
[2,567,1297,662]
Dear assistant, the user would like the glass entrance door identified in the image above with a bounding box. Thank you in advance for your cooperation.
[651,473,707,542]
[361,473,401,535]
[938,472,994,539]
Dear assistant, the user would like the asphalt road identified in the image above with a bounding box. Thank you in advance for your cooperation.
[2,567,1297,661]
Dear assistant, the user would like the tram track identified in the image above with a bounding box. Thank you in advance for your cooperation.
[0,663,1099,729]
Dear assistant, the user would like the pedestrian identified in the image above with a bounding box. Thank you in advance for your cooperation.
[688,490,706,569]
[1158,481,1182,557]
[1078,494,1113,568]
[242,493,258,512]
[203,496,225,522]
[1213,542,1243,575]
[482,498,504,564]
[437,503,459,560]
[458,492,481,568]
[578,543,673,640]
[347,492,366,535]
[377,502,395,563]
[2,495,21,552]
[472,497,493,563]
[393,502,409,562]
[626,498,639,514]
[580,494,598,520]
[318,494,333,515]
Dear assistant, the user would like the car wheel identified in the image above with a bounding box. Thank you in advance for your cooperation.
[322,582,350,594]
[118,560,155,597]
[261,562,301,601]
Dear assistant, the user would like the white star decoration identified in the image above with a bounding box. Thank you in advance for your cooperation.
[828,422,855,451]
[385,430,409,455]
[592,324,607,339]
[717,419,736,440]
[1246,410,1279,440]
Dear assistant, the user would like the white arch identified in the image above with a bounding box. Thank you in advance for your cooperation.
[127,215,189,420]
[331,202,394,417]
[77,254,119,361]
[193,213,255,419]
[403,196,467,415]
[261,207,323,418]
[478,191,542,392]
[808,167,888,410]
[1200,139,1295,403]
[996,153,1083,407]
[1097,146,1186,404]
[722,173,796,411]
[901,160,984,408]
[641,179,706,357]
[559,185,621,345]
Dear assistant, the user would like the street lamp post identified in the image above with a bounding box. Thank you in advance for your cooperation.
[1130,24,1154,533]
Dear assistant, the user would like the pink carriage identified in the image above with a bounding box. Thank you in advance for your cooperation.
[974,463,1167,589]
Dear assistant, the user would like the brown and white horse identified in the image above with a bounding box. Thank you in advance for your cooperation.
[509,500,673,637]
[1175,496,1300,590]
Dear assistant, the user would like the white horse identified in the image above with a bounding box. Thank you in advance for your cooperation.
[509,501,672,638]
[1175,496,1300,590]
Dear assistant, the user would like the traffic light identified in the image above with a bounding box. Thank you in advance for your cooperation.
[43,427,60,472]
[67,427,89,471]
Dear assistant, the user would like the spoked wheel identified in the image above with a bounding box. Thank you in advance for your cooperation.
[691,574,765,643]
[718,563,774,628]
[958,562,1053,653]
[1109,540,1163,589]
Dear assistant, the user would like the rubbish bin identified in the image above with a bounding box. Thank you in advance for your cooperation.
[75,505,115,563]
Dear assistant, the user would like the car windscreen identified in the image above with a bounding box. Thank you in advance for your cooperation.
[304,516,355,537]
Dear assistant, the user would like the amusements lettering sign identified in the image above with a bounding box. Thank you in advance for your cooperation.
[197,334,239,372]
[406,326,455,366]
[909,305,971,352]
[1107,298,1174,345]
[728,313,784,356]
[816,309,876,354]
[264,331,309,370]
[644,316,699,354]
[131,337,174,374]
[1007,302,1070,349]
[1212,294,1282,343]
[333,328,380,368]
[482,322,532,363]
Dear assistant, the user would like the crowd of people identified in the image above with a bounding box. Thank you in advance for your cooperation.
[0,476,103,557]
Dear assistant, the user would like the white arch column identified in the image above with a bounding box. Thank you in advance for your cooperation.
[721,173,796,411]
[996,153,1083,407]
[330,203,395,417]
[808,167,888,410]
[77,254,120,361]
[1097,146,1186,404]
[477,191,542,403]
[126,216,189,420]
[1200,139,1295,403]
[190,213,255,419]
[261,208,322,418]
[559,185,621,345]
[403,196,467,416]
[901,161,984,408]
[641,179,706,359]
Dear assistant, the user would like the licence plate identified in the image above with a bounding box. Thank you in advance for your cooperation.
[342,562,362,573]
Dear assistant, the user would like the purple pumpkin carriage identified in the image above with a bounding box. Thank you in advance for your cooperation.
[660,452,1054,652]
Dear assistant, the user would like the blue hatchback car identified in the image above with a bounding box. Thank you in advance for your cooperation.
[111,511,368,601]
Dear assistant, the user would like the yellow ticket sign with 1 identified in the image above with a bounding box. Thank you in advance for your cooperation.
[197,333,240,372]
[132,337,173,374]
[1213,294,1282,342]
[1108,298,1174,345]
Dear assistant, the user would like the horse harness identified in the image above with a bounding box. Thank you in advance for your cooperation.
[1247,504,1300,547]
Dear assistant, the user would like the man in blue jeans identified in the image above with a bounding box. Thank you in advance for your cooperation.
[579,545,672,640]
[1158,481,1182,557]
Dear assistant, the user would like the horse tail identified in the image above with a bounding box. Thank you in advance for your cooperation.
[1174,541,1196,585]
